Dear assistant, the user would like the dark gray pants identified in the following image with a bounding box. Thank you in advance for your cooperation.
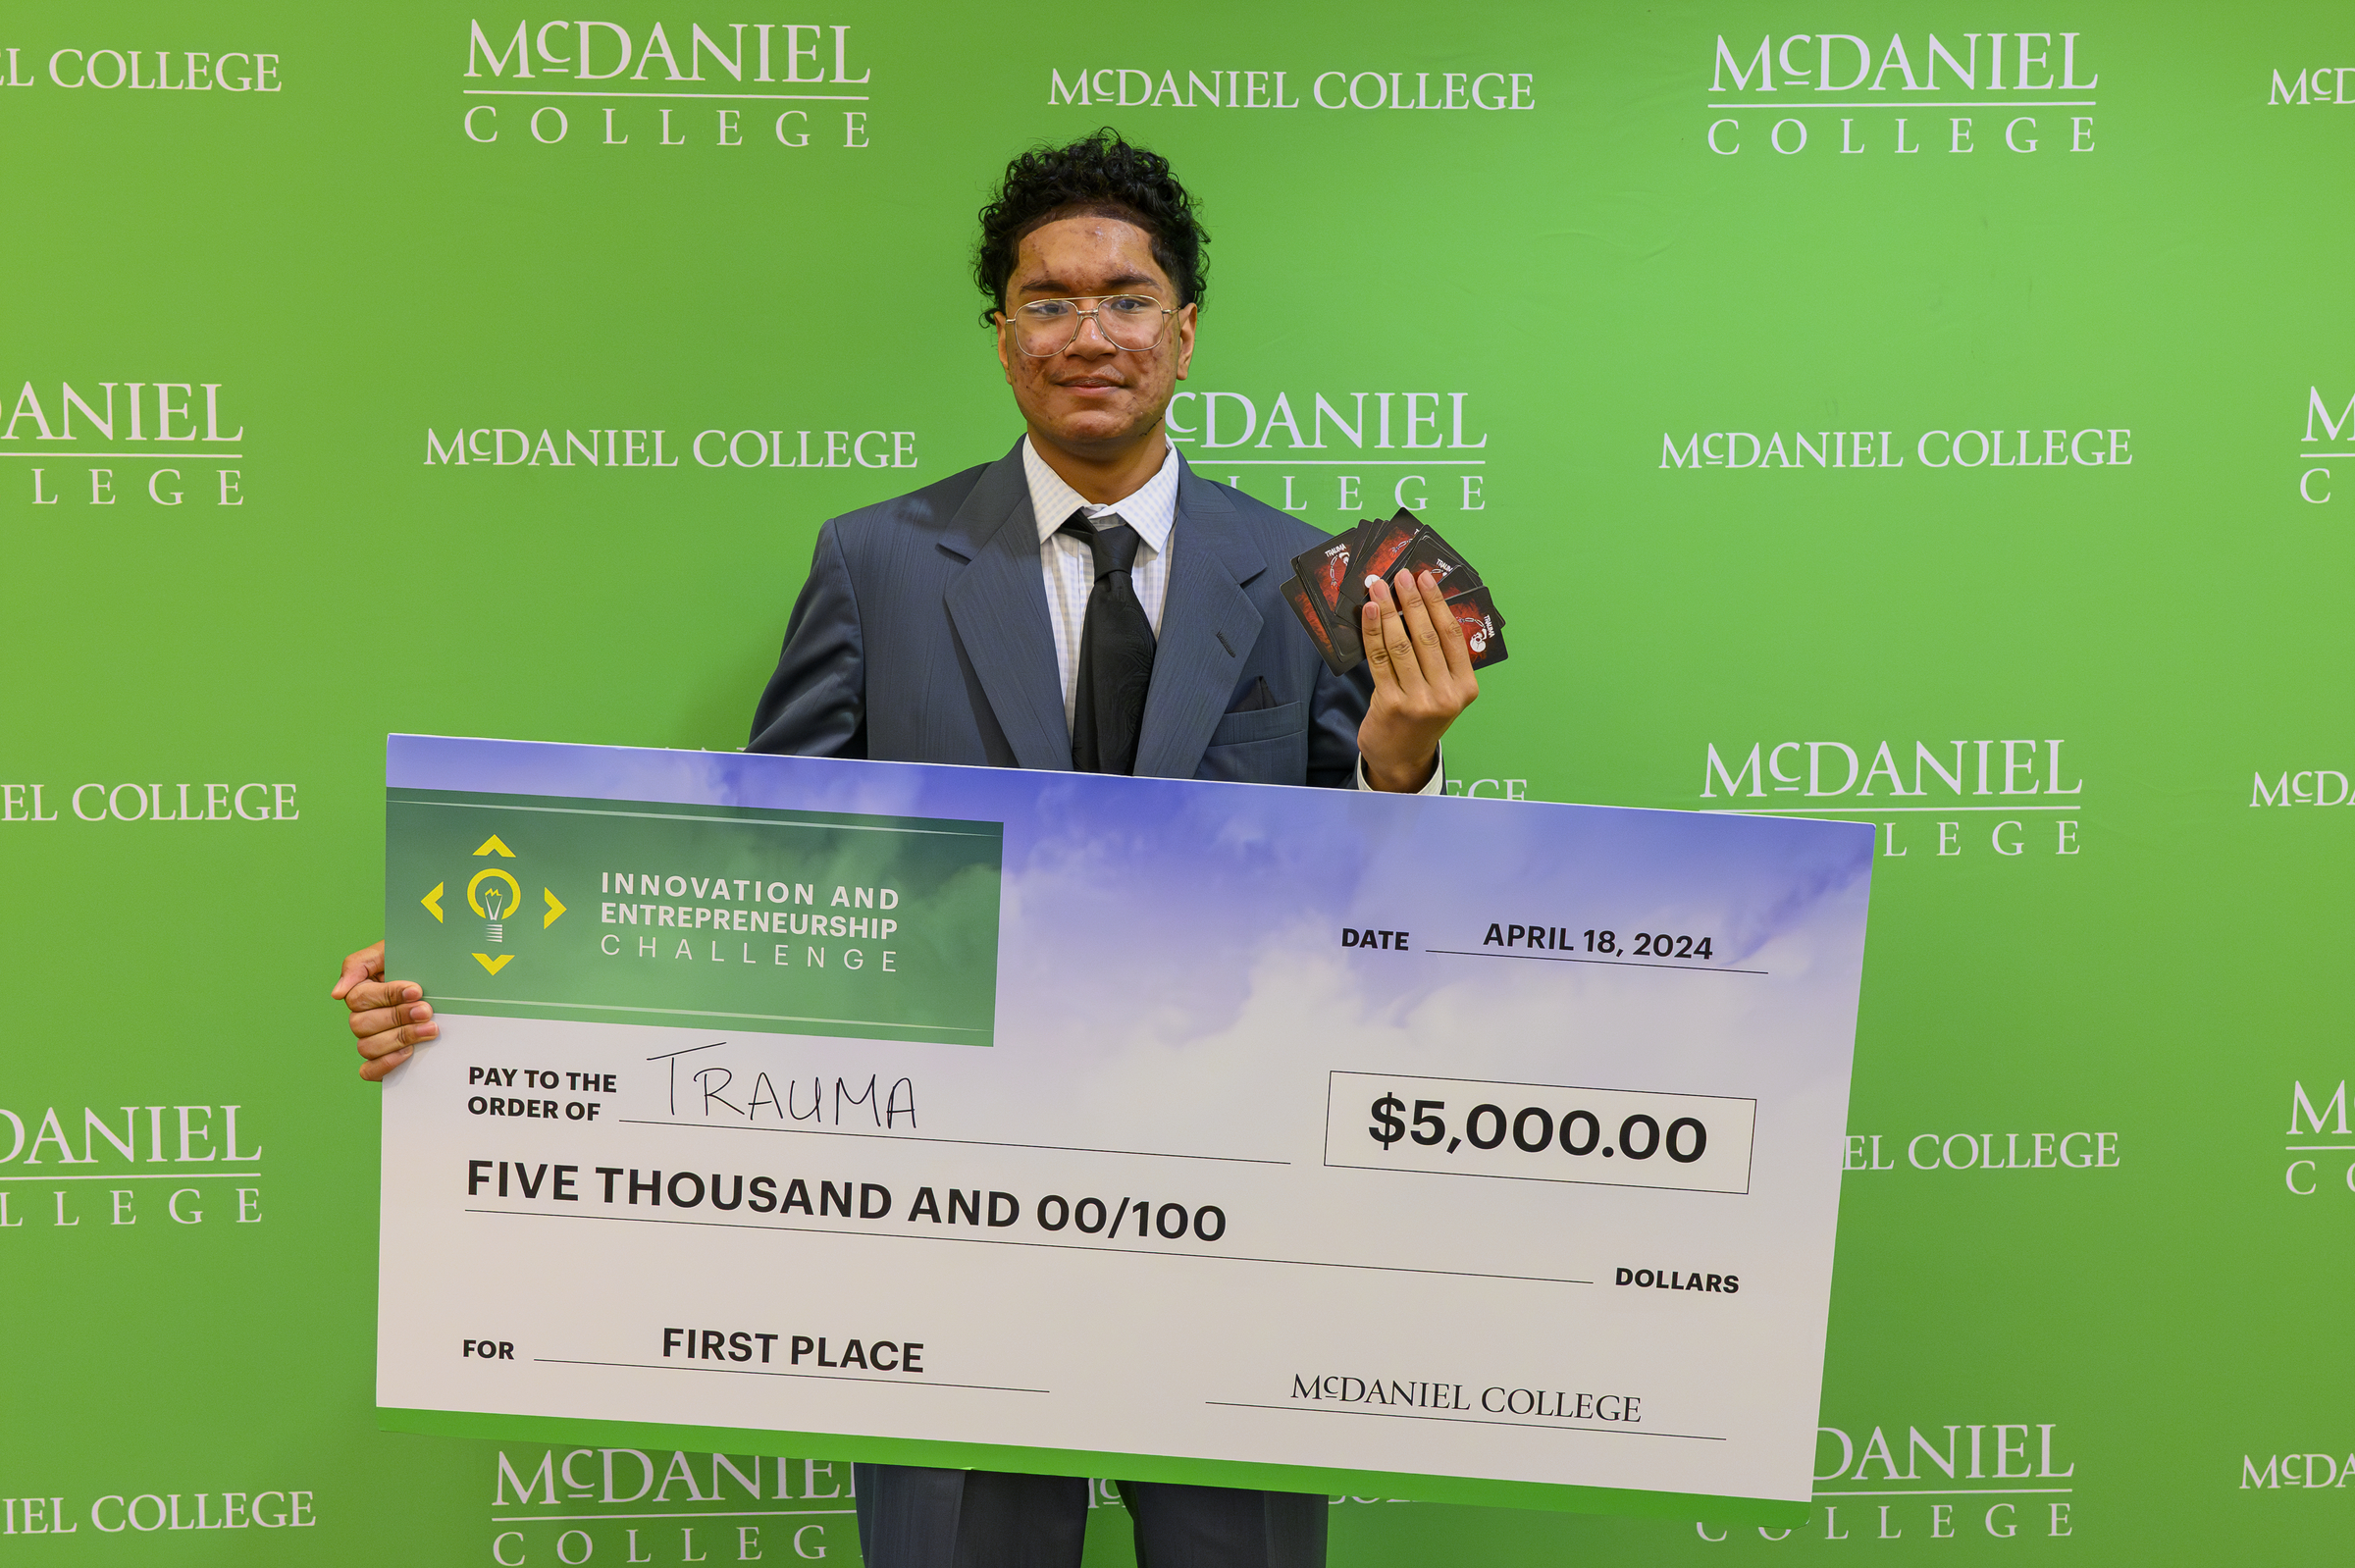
[852,1464,1328,1568]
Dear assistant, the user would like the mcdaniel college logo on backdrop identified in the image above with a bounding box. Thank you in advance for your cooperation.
[2283,1078,2355,1198]
[1172,388,1492,520]
[1697,738,2085,862]
[2,378,247,508]
[423,421,921,473]
[459,18,876,152]
[486,1449,856,1566]
[1703,26,2099,158]
[0,1101,264,1233]
[1660,423,2131,472]
[1043,66,1536,113]
[0,777,300,825]
[1693,1417,2077,1544]
[0,44,282,92]
[2298,384,2355,504]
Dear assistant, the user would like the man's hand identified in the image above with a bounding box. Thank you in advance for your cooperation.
[1357,567,1479,792]
[332,940,437,1082]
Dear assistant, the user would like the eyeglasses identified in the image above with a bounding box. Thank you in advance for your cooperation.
[1002,294,1176,357]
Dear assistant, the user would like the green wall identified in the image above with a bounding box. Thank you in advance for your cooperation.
[2,1,2348,1559]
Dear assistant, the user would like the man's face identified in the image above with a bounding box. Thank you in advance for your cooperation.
[994,215,1197,456]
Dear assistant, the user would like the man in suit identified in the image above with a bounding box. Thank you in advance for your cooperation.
[335,131,1478,1566]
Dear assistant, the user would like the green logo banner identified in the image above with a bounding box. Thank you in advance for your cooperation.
[386,788,1003,1045]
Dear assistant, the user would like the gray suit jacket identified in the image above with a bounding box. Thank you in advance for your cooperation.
[748,440,1370,785]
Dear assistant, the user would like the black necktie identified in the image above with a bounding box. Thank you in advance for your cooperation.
[1060,513,1156,774]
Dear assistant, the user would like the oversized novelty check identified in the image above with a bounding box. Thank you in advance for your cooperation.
[375,734,1872,1522]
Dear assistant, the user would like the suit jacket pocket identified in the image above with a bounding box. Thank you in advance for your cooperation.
[1206,699,1306,749]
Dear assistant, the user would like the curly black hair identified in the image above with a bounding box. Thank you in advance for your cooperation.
[973,129,1207,327]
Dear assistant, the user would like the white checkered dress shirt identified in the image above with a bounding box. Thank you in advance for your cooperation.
[1020,436,1440,792]
[1024,436,1178,729]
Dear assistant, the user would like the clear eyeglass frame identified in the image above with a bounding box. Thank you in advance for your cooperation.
[1002,294,1177,357]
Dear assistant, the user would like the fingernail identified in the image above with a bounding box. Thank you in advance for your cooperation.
[417,1022,438,1038]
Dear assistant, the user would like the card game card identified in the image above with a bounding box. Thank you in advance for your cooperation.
[1273,509,1508,675]
[1393,523,1483,599]
[1290,528,1359,621]
[1278,573,1351,676]
[1334,510,1426,626]
[1288,527,1366,665]
[1443,585,1509,668]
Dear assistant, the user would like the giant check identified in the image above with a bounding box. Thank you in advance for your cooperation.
[376,734,1872,1522]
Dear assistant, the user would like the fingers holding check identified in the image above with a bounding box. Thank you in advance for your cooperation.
[332,939,437,1081]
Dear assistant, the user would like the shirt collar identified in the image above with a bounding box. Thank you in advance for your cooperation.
[1023,436,1180,556]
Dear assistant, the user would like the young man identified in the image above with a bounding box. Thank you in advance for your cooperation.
[336,131,1478,1567]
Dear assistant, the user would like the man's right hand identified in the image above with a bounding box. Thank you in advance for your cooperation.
[332,940,437,1081]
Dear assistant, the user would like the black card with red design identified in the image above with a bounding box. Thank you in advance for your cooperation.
[1279,508,1506,675]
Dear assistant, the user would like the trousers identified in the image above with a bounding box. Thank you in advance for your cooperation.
[851,1465,1329,1568]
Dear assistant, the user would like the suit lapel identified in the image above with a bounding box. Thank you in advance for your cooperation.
[941,444,1073,772]
[1133,462,1268,779]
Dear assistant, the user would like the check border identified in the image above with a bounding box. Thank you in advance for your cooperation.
[377,1406,1811,1525]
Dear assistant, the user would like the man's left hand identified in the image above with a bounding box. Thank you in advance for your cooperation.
[1357,567,1479,792]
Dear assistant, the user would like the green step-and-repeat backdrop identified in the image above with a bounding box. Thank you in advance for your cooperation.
[2,1,2348,1560]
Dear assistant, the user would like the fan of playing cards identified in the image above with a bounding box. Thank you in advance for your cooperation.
[1278,508,1506,676]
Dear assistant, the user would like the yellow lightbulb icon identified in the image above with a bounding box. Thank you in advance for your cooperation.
[468,867,523,945]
